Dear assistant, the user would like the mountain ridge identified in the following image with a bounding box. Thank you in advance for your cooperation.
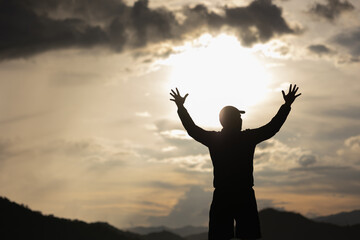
[1,196,360,240]
[128,225,207,237]
[0,196,141,240]
[313,209,360,226]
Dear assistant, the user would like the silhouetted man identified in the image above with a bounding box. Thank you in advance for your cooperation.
[170,84,301,240]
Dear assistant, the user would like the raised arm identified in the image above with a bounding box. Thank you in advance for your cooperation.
[170,88,214,146]
[251,84,301,143]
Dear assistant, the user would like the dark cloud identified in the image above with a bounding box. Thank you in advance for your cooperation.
[297,154,317,167]
[332,27,360,57]
[255,164,360,196]
[316,124,360,142]
[274,45,290,55]
[308,0,354,21]
[307,44,333,55]
[0,0,298,61]
[289,165,360,195]
[223,0,296,45]
[0,0,108,60]
[183,0,296,46]
[252,136,360,196]
[0,138,14,162]
[0,138,30,163]
[130,0,178,47]
[321,105,360,120]
[257,140,276,149]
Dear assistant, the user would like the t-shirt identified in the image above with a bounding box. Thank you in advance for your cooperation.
[177,104,291,189]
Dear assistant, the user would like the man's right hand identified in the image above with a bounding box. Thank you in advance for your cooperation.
[282,84,301,106]
[170,88,189,107]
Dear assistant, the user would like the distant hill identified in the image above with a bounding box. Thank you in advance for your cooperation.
[313,210,360,226]
[260,208,360,240]
[128,225,207,237]
[130,208,360,240]
[184,232,207,240]
[0,196,141,240]
[142,230,185,240]
[184,209,360,240]
[1,196,360,240]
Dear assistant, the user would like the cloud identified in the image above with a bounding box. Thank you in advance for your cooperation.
[148,186,212,227]
[307,44,333,56]
[0,0,109,60]
[255,139,309,169]
[145,181,185,190]
[0,138,17,162]
[251,136,360,196]
[337,135,360,165]
[145,119,210,158]
[332,27,360,58]
[41,138,136,171]
[288,165,360,195]
[146,186,288,227]
[256,198,287,211]
[153,154,212,172]
[226,0,296,44]
[152,121,360,202]
[308,0,354,21]
[0,138,32,163]
[135,111,151,118]
[0,110,50,125]
[146,121,212,170]
[183,0,297,46]
[255,162,360,196]
[50,72,103,86]
[0,0,298,61]
[159,129,192,140]
[321,105,360,120]
[297,154,317,167]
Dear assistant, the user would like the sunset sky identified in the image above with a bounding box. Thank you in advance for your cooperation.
[1,0,360,229]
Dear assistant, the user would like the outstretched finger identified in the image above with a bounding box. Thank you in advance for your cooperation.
[282,90,286,99]
[176,88,180,95]
[292,84,296,92]
[295,93,302,98]
[289,84,292,93]
[294,86,299,94]
[170,92,175,98]
[171,89,176,96]
[184,93,189,100]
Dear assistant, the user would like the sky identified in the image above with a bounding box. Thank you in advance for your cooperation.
[1,0,360,229]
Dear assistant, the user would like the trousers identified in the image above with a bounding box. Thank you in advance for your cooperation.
[208,188,261,240]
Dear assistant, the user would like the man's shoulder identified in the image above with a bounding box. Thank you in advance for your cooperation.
[207,130,224,140]
[241,128,254,134]
[240,128,258,139]
[210,130,221,136]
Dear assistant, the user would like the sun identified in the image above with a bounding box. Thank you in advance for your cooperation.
[164,34,271,127]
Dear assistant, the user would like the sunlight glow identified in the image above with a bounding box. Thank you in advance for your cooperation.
[164,34,271,127]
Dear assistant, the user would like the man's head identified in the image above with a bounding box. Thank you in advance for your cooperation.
[219,106,245,130]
